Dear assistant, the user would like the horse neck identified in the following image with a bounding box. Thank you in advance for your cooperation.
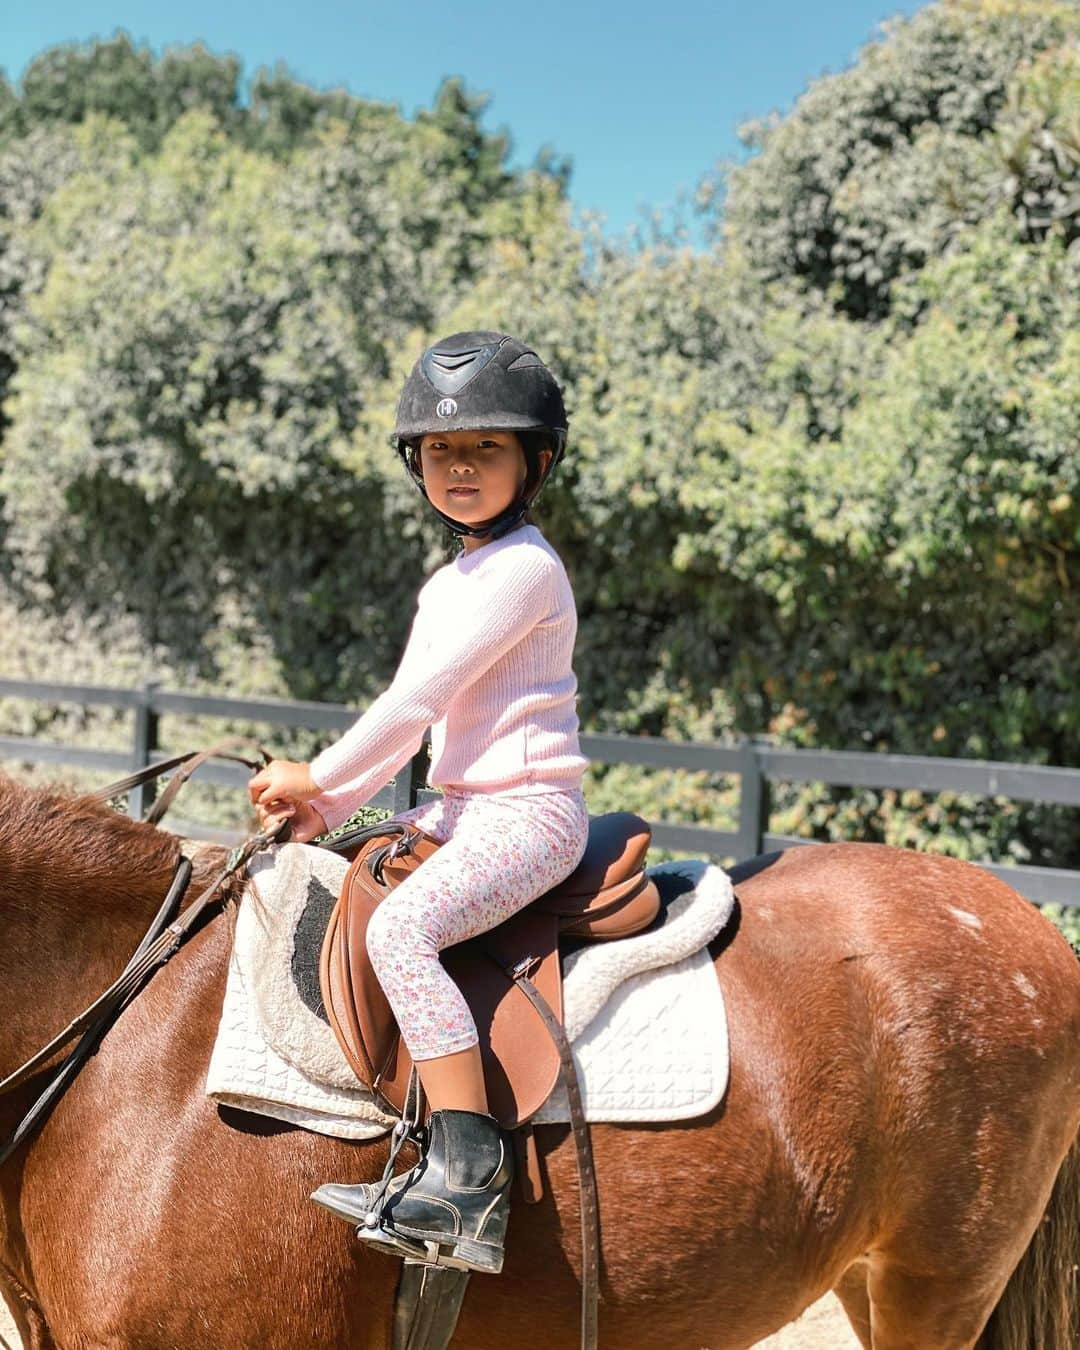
[0,808,185,1080]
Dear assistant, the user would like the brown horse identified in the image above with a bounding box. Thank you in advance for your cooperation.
[0,775,1077,1349]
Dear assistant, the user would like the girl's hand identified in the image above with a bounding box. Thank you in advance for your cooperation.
[247,758,320,808]
[255,798,328,845]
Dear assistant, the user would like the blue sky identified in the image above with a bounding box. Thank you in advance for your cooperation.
[5,1,932,237]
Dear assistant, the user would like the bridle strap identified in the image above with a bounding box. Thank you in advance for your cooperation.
[144,743,268,826]
[86,739,267,813]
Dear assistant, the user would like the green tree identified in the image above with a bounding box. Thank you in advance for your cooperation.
[0,99,562,689]
[0,3,1076,887]
[708,0,1076,318]
[12,35,242,149]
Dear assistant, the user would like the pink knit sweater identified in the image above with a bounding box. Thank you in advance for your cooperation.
[308,524,588,831]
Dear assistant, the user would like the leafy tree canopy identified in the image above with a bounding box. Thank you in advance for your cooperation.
[0,2,1076,877]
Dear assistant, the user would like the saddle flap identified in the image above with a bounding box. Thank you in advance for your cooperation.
[452,909,561,1127]
[319,832,563,1129]
[319,829,444,1090]
[319,899,377,1085]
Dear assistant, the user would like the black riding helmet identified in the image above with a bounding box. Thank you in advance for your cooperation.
[391,330,568,540]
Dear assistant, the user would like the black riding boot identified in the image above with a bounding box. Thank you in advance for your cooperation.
[311,1109,513,1274]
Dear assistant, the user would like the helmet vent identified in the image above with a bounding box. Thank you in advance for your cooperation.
[422,341,501,395]
[507,352,544,370]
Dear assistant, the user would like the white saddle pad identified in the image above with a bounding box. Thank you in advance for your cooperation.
[206,843,393,1138]
[533,859,731,1123]
[206,843,733,1136]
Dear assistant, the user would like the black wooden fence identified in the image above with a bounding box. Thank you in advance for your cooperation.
[0,678,1077,907]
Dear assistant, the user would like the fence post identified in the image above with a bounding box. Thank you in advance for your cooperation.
[129,679,160,820]
[392,743,431,815]
[736,739,770,860]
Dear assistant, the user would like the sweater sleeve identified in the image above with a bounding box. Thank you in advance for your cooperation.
[308,736,424,831]
[309,548,555,793]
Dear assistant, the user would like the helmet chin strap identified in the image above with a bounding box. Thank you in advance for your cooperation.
[425,496,530,541]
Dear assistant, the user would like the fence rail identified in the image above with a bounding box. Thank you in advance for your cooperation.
[0,678,1077,907]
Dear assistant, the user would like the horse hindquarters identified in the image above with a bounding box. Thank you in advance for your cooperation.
[723,843,1080,1350]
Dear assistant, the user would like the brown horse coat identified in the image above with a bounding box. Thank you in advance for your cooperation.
[1,780,1077,1348]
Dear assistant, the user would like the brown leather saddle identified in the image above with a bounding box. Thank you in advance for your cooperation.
[319,811,660,1128]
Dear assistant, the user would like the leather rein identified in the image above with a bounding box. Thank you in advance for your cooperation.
[0,741,285,1167]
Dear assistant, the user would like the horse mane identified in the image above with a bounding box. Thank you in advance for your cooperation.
[0,773,228,915]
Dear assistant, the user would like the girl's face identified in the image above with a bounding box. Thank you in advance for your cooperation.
[418,429,551,550]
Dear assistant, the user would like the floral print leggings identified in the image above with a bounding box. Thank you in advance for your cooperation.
[367,787,589,1060]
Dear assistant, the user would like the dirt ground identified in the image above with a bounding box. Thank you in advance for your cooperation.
[757,1294,860,1348]
[0,1302,17,1350]
[0,1292,858,1348]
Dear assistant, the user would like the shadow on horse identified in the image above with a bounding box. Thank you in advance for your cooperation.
[0,776,1077,1348]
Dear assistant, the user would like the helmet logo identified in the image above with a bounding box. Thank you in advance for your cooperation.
[436,398,458,418]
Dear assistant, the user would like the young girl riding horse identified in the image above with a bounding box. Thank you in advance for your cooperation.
[247,331,588,1275]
